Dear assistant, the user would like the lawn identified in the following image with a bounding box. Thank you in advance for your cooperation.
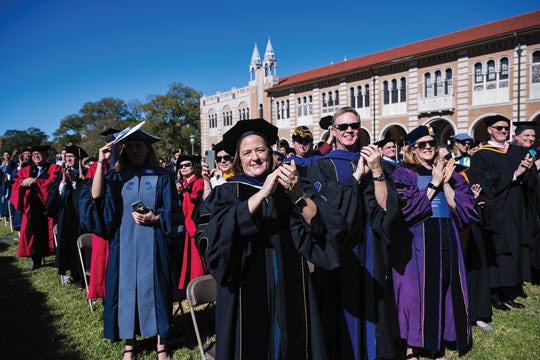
[0,221,538,359]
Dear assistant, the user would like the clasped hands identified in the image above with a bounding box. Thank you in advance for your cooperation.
[431,157,456,187]
[132,210,159,226]
[354,144,384,180]
[260,160,301,199]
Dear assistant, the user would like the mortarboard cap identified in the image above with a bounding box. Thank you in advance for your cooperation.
[513,121,537,135]
[406,125,436,146]
[292,126,313,141]
[319,115,333,130]
[64,145,89,159]
[212,140,234,155]
[449,133,474,142]
[376,138,396,148]
[484,115,510,127]
[30,145,51,153]
[100,128,120,136]
[222,118,278,152]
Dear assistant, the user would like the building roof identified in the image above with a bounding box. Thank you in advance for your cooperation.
[269,10,540,91]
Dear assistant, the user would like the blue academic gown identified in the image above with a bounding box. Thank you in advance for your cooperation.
[80,167,181,342]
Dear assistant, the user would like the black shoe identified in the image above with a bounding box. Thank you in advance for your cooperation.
[504,299,525,309]
[491,296,510,311]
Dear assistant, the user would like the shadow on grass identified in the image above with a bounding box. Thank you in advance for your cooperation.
[0,253,84,359]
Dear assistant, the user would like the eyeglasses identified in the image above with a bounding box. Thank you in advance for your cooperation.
[178,162,193,169]
[414,140,437,149]
[490,126,509,132]
[335,122,361,131]
[216,155,233,162]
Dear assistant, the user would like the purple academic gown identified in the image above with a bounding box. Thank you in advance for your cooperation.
[392,165,478,353]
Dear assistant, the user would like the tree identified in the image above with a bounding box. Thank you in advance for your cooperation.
[52,97,140,157]
[1,127,49,153]
[140,82,201,158]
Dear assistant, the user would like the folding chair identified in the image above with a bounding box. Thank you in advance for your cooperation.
[186,274,217,360]
[76,233,94,312]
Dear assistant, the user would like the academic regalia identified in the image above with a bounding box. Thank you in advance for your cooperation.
[178,175,205,290]
[11,163,62,259]
[469,144,534,288]
[392,165,478,354]
[199,175,346,360]
[85,160,110,299]
[79,168,181,342]
[307,150,401,360]
[46,166,88,282]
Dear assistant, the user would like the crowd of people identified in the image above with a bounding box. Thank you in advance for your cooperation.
[0,106,538,360]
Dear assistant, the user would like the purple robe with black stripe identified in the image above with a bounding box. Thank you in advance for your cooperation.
[392,165,478,353]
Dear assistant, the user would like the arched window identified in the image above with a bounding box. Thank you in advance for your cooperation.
[487,60,496,82]
[364,85,370,107]
[322,93,327,107]
[308,95,313,115]
[334,90,339,106]
[474,63,483,83]
[264,64,269,77]
[434,71,442,97]
[286,100,290,118]
[500,58,509,80]
[531,51,540,84]
[424,73,432,97]
[400,77,407,102]
[276,102,281,120]
[383,81,389,104]
[357,86,363,108]
[391,79,398,103]
[349,87,356,108]
[444,69,453,95]
[281,101,285,119]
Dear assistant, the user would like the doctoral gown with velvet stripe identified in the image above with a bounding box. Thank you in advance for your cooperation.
[307,150,401,360]
[79,167,181,342]
[392,165,478,353]
[199,176,347,360]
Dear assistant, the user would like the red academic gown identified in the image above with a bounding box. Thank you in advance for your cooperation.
[178,176,206,290]
[85,161,110,299]
[11,163,62,257]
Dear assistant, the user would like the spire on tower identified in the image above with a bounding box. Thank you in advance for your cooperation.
[264,37,275,61]
[251,42,261,66]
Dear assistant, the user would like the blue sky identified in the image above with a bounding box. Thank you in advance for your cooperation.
[0,0,538,138]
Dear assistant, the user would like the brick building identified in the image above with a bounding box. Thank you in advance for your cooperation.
[200,10,540,152]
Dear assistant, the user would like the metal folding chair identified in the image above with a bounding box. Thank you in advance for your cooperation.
[186,274,217,360]
[76,233,94,312]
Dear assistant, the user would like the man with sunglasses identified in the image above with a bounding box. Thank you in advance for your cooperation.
[470,115,536,311]
[307,106,400,360]
[450,133,474,167]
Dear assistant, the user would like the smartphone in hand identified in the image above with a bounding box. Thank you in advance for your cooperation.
[131,200,150,214]
[205,150,215,171]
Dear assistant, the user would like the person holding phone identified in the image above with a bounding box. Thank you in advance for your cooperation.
[80,127,181,360]
[201,141,235,198]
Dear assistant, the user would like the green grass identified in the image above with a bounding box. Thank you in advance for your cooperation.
[1,221,539,359]
[0,222,210,360]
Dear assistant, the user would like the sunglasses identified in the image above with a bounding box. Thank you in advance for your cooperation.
[490,126,509,131]
[216,155,233,162]
[335,122,361,131]
[414,140,437,149]
[456,141,471,146]
[178,162,193,169]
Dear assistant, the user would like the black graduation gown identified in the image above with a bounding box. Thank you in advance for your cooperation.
[199,177,346,360]
[307,152,401,360]
[469,144,534,287]
[46,170,87,280]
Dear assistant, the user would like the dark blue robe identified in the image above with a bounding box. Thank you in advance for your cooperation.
[199,175,346,360]
[79,167,181,342]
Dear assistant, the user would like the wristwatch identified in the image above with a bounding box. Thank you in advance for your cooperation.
[294,195,308,210]
[428,182,440,191]
[373,172,386,181]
